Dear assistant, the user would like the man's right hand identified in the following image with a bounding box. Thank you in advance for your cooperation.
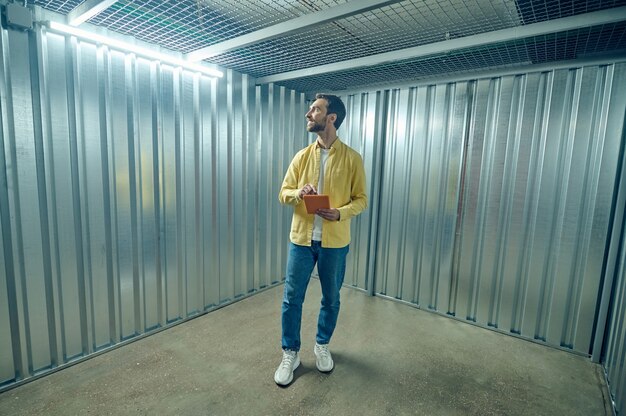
[299,184,318,198]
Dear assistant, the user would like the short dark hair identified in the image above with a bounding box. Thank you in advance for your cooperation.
[316,93,346,130]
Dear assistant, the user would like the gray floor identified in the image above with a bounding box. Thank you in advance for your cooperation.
[0,283,614,415]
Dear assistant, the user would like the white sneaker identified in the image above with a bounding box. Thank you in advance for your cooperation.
[274,350,300,386]
[314,343,334,372]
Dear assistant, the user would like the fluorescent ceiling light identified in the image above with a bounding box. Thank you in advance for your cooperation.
[47,21,223,78]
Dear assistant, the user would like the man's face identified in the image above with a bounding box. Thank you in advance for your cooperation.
[306,98,331,133]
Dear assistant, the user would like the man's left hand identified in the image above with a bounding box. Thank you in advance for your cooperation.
[316,208,340,221]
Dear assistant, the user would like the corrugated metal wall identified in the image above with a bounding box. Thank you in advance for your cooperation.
[2,17,626,404]
[341,91,387,292]
[602,119,626,415]
[341,64,626,355]
[605,224,626,415]
[0,26,307,388]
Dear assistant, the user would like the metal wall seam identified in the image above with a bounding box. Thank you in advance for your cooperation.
[64,28,89,363]
[593,64,626,361]
[509,71,549,336]
[0,22,23,386]
[488,75,524,329]
[30,19,59,371]
[448,80,474,316]
[604,219,626,414]
[341,91,386,294]
[366,91,388,295]
[9,27,44,376]
[564,66,609,350]
[600,62,626,413]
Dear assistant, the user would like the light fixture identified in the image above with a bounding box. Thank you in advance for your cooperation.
[47,21,223,79]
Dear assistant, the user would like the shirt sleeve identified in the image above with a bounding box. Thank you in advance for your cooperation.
[278,152,303,206]
[337,152,368,221]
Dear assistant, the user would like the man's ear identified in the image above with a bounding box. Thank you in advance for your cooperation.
[327,113,337,125]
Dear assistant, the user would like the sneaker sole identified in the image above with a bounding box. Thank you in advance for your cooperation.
[315,361,334,372]
[274,356,300,386]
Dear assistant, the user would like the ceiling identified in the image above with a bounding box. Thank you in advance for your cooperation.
[28,0,626,93]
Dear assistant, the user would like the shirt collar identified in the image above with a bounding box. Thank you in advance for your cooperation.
[316,137,341,150]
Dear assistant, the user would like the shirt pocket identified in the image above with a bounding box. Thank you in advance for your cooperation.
[327,166,351,203]
[328,166,347,183]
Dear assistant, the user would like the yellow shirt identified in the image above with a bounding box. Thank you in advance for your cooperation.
[279,138,368,248]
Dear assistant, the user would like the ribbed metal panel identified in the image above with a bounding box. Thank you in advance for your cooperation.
[368,64,626,354]
[602,95,626,414]
[605,225,626,415]
[373,83,467,307]
[0,25,307,389]
[339,91,387,292]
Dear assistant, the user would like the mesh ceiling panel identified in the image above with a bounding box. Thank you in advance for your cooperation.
[30,0,85,14]
[28,0,626,93]
[207,0,523,77]
[32,0,349,53]
[275,21,626,92]
[515,0,626,24]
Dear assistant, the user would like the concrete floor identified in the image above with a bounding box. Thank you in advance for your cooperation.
[0,283,614,416]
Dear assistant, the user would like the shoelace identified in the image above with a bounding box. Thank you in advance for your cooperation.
[316,344,330,359]
[280,352,296,369]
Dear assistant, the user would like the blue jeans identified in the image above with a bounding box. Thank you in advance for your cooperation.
[281,241,349,351]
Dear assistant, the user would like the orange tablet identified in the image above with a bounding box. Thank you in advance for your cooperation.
[303,195,330,214]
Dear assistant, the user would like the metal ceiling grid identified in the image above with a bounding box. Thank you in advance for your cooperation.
[275,44,533,93]
[86,0,236,52]
[29,0,523,68]
[30,0,84,14]
[515,0,626,24]
[30,0,348,52]
[206,0,523,77]
[275,21,626,92]
[25,0,626,93]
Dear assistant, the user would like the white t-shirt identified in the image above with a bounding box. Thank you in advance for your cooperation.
[312,148,330,241]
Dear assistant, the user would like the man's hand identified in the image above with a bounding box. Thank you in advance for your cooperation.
[299,184,317,198]
[316,208,340,221]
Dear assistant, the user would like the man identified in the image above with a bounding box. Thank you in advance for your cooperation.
[275,93,368,386]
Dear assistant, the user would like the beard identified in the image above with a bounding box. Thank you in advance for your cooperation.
[307,116,327,132]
